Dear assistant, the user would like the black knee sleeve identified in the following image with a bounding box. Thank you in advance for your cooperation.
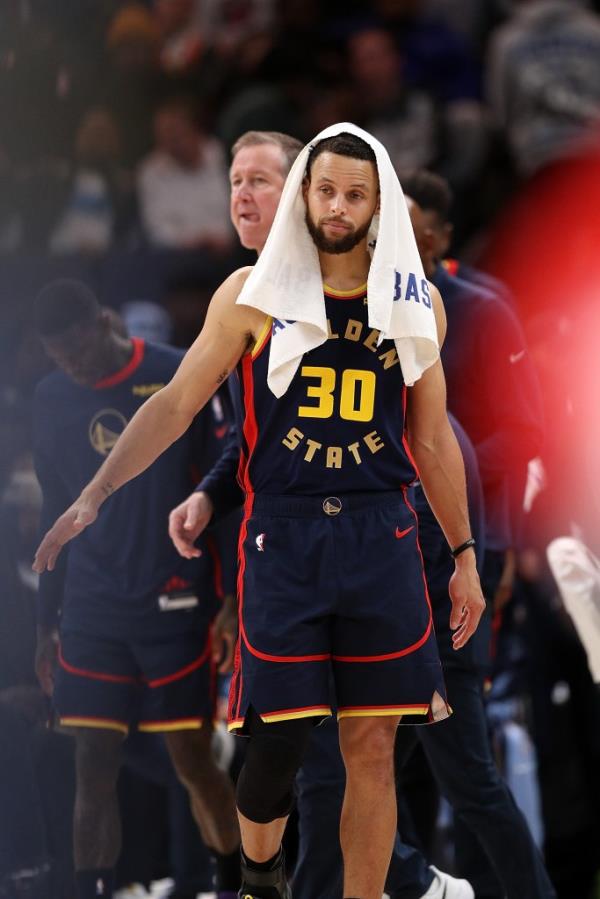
[236,709,314,823]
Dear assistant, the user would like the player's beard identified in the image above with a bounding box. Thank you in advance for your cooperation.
[305,209,372,254]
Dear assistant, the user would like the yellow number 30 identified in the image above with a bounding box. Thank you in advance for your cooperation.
[298,366,376,422]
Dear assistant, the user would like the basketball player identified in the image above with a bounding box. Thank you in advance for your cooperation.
[171,132,554,899]
[32,282,240,899]
[171,131,479,899]
[34,132,485,899]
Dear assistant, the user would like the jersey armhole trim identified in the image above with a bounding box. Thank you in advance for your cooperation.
[251,316,272,359]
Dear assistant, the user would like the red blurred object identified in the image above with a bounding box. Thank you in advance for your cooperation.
[482,140,600,550]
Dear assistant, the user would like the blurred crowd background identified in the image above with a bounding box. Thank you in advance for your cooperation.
[1,1,600,898]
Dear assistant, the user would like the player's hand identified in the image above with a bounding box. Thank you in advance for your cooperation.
[212,593,238,673]
[448,552,485,650]
[168,491,213,559]
[35,630,58,696]
[33,494,100,573]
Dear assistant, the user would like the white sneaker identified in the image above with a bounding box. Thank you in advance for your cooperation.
[420,866,475,899]
[148,880,174,898]
[114,886,150,899]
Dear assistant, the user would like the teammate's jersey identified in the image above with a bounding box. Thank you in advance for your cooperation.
[235,284,418,496]
[33,339,228,635]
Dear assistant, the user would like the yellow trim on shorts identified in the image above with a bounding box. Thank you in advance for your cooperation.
[251,316,273,358]
[59,716,129,734]
[227,706,332,731]
[138,718,204,733]
[260,706,332,724]
[337,706,430,720]
[323,282,368,298]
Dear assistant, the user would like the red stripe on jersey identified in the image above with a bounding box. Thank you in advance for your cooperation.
[145,639,211,688]
[331,617,432,662]
[59,646,139,684]
[239,353,259,493]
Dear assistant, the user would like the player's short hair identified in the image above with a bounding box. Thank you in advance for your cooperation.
[400,170,453,223]
[34,279,100,337]
[305,132,377,181]
[231,131,303,176]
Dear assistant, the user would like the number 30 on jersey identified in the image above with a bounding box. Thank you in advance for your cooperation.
[298,366,376,423]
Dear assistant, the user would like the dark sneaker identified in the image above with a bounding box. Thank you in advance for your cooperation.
[238,849,292,899]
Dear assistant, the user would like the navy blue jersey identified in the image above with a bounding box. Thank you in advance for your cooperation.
[235,284,418,496]
[432,264,544,551]
[33,339,229,635]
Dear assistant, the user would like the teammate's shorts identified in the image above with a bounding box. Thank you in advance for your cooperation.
[55,614,216,735]
[228,489,450,732]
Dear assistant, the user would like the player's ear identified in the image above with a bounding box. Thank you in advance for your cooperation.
[375,193,381,215]
[302,176,309,200]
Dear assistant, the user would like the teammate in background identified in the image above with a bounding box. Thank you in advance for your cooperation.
[401,169,544,620]
[34,131,485,899]
[32,281,240,899]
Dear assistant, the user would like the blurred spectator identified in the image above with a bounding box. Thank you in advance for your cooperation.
[154,0,205,74]
[347,27,441,173]
[424,0,502,57]
[371,0,484,101]
[366,3,489,190]
[345,24,487,199]
[486,0,600,177]
[121,300,173,344]
[48,108,135,255]
[0,4,97,165]
[163,274,213,347]
[200,0,276,54]
[101,3,166,167]
[137,98,232,250]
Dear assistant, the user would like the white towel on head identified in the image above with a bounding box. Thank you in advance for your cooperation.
[236,121,439,397]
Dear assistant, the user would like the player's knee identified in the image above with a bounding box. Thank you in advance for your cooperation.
[340,718,397,774]
[165,727,213,786]
[236,711,313,824]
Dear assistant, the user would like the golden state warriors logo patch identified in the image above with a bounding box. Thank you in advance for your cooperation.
[89,409,128,456]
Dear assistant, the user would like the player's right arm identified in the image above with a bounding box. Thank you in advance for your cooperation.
[33,267,264,573]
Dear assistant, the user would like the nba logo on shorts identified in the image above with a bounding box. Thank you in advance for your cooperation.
[256,533,266,552]
[95,879,105,895]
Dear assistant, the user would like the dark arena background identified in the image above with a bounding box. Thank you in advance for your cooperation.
[1,2,599,898]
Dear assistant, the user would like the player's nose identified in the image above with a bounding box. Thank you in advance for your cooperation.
[330,194,346,215]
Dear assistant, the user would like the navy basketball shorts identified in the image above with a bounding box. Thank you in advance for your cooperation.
[55,613,216,736]
[228,489,450,732]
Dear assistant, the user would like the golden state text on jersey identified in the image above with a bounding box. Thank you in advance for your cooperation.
[236,284,419,495]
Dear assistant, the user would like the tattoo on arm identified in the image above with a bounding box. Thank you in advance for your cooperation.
[216,369,228,385]
[101,482,115,498]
